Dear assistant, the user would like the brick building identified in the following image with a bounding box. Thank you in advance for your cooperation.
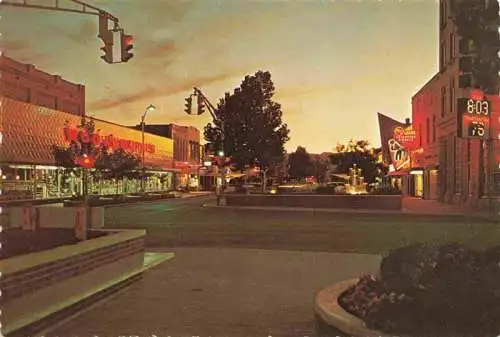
[410,0,500,209]
[0,54,85,116]
[133,124,202,188]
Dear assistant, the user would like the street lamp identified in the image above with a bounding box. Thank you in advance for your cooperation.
[140,104,156,192]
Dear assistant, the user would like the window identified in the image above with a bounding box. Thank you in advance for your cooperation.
[440,42,446,71]
[450,32,455,60]
[419,123,423,147]
[440,0,446,28]
[467,139,471,161]
[450,79,455,114]
[426,118,430,144]
[432,115,436,142]
[441,86,447,117]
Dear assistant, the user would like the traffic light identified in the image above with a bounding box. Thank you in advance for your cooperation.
[197,94,205,115]
[121,32,134,62]
[184,96,192,114]
[459,55,474,88]
[99,30,114,64]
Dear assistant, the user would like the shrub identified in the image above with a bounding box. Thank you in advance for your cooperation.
[315,186,336,194]
[339,243,500,335]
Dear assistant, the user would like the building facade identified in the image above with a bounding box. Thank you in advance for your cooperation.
[0,97,175,200]
[0,54,85,116]
[409,0,500,209]
[133,124,202,190]
[0,56,176,200]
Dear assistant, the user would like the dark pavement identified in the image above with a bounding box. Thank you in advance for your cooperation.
[44,247,381,337]
[41,196,498,336]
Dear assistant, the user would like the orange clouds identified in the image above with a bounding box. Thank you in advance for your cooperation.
[87,70,246,111]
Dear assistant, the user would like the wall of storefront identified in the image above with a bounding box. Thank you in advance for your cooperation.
[0,97,176,199]
[410,0,500,207]
[0,54,85,116]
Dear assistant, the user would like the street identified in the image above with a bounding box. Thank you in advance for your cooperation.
[105,196,498,255]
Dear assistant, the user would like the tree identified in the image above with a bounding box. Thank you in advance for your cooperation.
[287,146,314,180]
[311,153,332,183]
[204,70,290,178]
[330,139,385,184]
[96,148,140,194]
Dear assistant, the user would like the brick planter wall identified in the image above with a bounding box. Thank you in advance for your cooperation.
[0,229,146,336]
[225,195,403,210]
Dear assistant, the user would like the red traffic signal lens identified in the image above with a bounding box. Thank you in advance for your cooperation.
[124,35,133,46]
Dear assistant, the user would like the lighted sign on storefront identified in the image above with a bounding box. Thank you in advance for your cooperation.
[63,126,156,154]
[393,125,418,150]
[457,97,491,139]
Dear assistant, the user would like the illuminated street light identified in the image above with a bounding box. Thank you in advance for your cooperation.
[140,104,156,192]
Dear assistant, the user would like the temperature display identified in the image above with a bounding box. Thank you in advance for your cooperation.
[458,98,491,139]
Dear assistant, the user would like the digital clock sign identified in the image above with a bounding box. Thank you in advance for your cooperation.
[457,98,491,139]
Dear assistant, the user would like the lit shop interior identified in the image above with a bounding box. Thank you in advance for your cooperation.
[0,164,175,199]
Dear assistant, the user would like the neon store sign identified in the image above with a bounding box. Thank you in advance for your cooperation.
[63,126,156,154]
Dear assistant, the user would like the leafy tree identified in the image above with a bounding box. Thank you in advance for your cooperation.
[311,153,332,183]
[330,139,385,184]
[204,70,290,189]
[287,146,314,180]
[96,148,140,194]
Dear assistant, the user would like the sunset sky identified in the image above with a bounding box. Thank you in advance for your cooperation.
[2,0,439,153]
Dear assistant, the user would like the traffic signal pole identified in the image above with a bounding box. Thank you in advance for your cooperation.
[185,88,226,203]
[1,0,133,64]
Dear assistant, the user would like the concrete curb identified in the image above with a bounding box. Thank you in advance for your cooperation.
[314,278,391,337]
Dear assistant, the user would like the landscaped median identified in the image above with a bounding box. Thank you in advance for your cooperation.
[63,191,177,207]
[225,194,402,210]
[0,228,173,337]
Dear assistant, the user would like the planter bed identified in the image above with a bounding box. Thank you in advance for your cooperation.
[316,243,500,337]
[0,228,146,337]
[0,228,108,260]
[63,192,175,207]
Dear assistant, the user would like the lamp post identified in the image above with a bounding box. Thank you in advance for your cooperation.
[140,104,156,193]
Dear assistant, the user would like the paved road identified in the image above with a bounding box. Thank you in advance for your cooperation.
[46,247,381,337]
[104,196,498,255]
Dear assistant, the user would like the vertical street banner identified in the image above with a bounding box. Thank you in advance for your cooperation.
[378,113,409,170]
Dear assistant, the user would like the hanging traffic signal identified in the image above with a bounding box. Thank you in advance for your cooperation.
[121,32,134,62]
[99,30,114,64]
[184,96,192,114]
[197,94,205,115]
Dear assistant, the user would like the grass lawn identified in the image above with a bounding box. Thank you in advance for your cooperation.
[105,205,500,255]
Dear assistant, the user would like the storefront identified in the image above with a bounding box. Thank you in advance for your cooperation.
[0,97,175,200]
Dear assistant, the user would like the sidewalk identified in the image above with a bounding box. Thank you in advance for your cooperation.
[41,247,381,337]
